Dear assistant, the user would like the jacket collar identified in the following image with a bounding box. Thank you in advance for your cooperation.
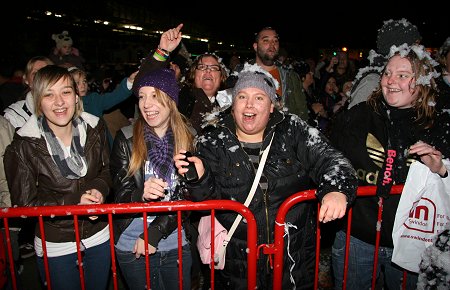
[17,112,100,138]
[25,91,34,113]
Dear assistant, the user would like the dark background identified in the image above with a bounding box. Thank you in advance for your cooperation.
[2,1,448,69]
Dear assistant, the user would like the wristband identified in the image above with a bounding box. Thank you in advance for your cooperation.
[157,45,170,56]
[155,48,168,57]
[439,170,448,178]
[153,50,168,61]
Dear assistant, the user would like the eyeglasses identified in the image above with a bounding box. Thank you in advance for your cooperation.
[195,64,221,72]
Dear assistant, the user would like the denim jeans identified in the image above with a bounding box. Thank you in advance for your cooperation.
[36,240,111,290]
[332,230,418,290]
[116,244,192,290]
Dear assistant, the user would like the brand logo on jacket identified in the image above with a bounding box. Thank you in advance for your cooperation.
[355,133,415,184]
[381,149,396,186]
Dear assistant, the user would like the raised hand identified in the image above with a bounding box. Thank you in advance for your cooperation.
[159,23,183,53]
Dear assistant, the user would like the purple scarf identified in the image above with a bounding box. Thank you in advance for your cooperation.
[144,124,175,185]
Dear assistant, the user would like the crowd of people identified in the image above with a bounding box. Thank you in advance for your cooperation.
[0,18,449,290]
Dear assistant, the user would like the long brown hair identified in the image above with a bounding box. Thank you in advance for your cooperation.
[127,88,195,176]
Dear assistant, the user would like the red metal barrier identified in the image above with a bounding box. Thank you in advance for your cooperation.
[0,185,410,290]
[270,185,405,290]
[0,200,258,290]
[0,228,7,288]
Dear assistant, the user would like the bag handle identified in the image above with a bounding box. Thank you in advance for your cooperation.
[219,132,275,254]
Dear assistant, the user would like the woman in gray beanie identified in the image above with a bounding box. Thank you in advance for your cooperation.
[174,63,358,289]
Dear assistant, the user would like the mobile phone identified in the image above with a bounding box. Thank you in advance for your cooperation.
[183,152,198,182]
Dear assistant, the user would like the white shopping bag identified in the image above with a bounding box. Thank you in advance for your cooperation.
[392,160,450,273]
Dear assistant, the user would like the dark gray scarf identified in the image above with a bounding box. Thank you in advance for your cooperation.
[38,115,87,179]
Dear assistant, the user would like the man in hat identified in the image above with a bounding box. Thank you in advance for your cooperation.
[174,63,357,290]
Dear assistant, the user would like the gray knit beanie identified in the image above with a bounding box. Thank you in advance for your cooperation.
[232,66,278,103]
[376,18,421,55]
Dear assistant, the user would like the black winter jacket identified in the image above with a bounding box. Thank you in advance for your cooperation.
[187,109,357,290]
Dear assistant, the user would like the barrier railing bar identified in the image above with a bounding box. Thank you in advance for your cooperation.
[210,209,216,290]
[314,201,321,290]
[272,185,405,290]
[177,211,183,290]
[2,218,17,290]
[107,213,118,290]
[37,215,52,290]
[342,207,352,290]
[73,215,86,290]
[142,211,151,290]
[0,200,257,290]
[272,189,317,290]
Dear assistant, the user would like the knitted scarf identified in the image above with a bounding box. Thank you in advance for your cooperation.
[144,124,175,185]
[38,115,87,179]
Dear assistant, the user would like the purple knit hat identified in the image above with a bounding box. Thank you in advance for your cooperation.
[132,68,179,104]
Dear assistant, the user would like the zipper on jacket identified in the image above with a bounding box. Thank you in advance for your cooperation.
[263,187,271,271]
[261,133,273,271]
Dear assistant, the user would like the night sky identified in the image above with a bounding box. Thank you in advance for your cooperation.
[1,2,448,64]
[168,2,448,50]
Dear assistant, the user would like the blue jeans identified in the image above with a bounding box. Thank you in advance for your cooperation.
[36,240,111,290]
[116,244,192,290]
[332,231,417,290]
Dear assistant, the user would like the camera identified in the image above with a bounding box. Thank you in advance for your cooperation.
[182,152,198,182]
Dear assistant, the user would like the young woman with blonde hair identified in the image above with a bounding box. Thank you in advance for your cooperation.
[110,24,195,290]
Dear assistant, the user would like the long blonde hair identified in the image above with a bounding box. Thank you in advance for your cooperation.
[127,88,195,176]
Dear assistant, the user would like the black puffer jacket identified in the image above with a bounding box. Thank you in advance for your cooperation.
[187,110,358,290]
[4,113,111,243]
